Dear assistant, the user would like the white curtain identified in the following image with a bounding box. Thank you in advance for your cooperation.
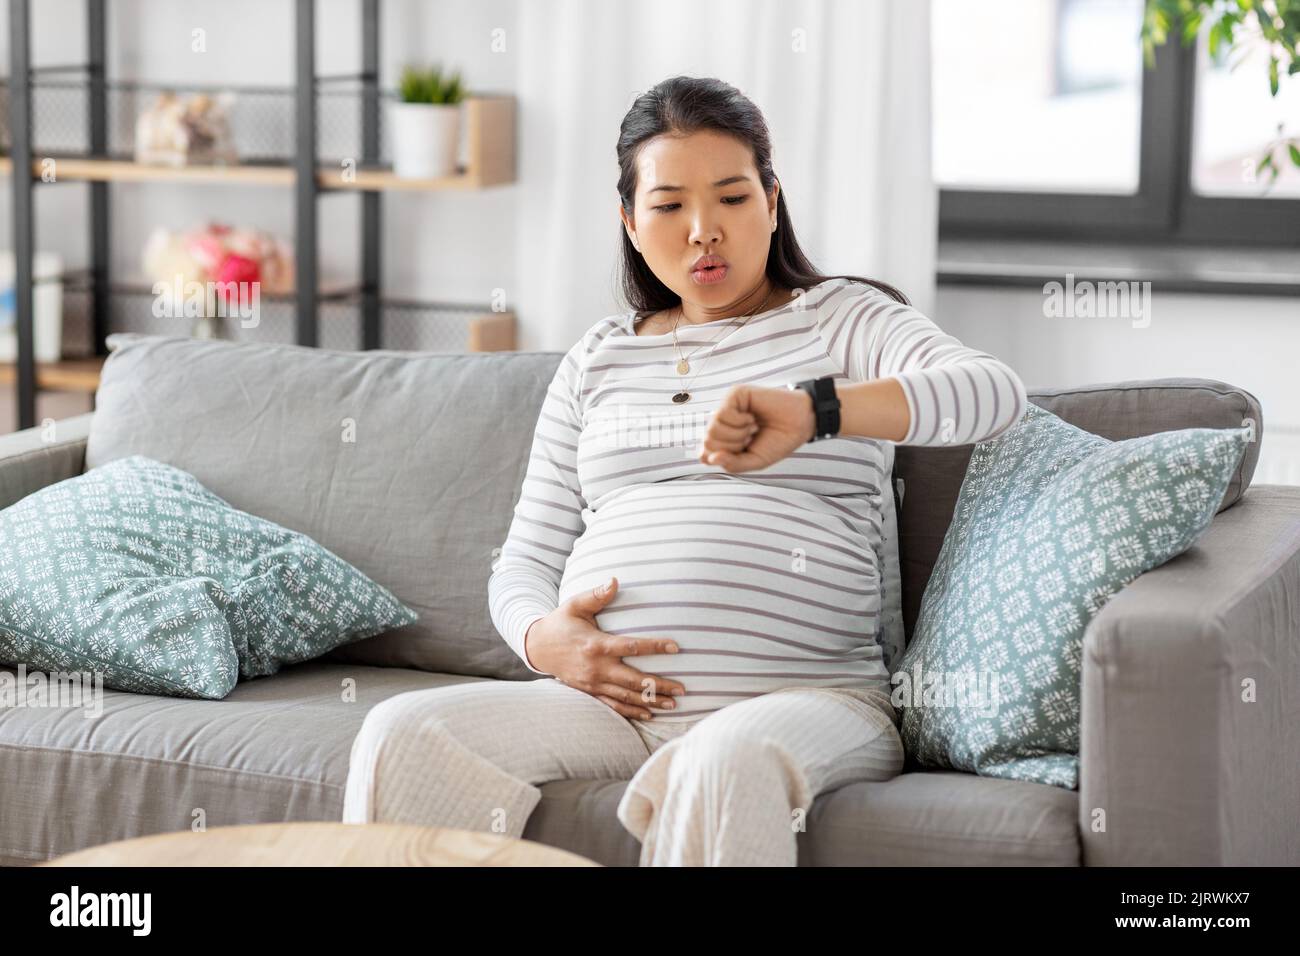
[513,0,936,352]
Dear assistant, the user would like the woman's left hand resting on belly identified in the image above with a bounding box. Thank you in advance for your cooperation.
[698,378,910,473]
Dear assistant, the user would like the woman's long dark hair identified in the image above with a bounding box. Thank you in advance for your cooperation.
[616,75,909,320]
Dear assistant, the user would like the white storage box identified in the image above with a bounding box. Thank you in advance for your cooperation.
[0,251,64,363]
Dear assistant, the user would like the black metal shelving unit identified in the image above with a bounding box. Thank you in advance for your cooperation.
[4,0,515,430]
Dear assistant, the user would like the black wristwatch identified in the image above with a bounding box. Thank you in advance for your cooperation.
[786,376,841,441]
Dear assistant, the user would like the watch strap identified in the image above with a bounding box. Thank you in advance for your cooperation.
[787,376,841,441]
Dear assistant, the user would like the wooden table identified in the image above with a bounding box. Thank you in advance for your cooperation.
[41,822,601,867]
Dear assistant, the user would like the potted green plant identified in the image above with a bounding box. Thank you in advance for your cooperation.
[388,64,466,179]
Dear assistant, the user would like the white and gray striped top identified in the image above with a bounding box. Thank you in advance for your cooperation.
[488,276,1027,720]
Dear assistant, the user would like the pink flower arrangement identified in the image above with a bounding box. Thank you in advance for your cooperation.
[212,254,260,304]
[143,222,295,306]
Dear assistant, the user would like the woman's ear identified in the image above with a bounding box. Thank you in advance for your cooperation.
[619,206,640,251]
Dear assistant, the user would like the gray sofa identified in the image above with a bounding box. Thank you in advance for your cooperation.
[1,332,1296,866]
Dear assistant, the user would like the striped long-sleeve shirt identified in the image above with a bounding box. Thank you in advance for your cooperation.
[488,276,1027,720]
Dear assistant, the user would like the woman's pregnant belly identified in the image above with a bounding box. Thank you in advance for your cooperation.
[556,476,891,720]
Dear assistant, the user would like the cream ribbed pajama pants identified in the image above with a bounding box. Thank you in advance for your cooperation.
[341,676,904,866]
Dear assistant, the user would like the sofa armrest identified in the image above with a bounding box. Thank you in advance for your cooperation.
[0,412,94,510]
[1079,485,1300,865]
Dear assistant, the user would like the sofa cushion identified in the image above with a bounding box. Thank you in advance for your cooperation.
[86,333,566,680]
[0,456,236,699]
[0,661,1080,866]
[525,771,1080,866]
[0,661,485,865]
[893,377,1263,642]
[0,454,418,700]
[894,404,1250,789]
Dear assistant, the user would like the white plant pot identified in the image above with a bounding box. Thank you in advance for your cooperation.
[387,101,461,179]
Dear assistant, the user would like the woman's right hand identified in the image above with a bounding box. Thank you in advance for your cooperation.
[523,576,686,720]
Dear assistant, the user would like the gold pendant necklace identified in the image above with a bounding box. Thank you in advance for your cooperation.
[672,317,735,376]
[672,286,774,376]
[670,285,780,404]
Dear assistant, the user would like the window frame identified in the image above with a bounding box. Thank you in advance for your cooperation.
[938,25,1300,247]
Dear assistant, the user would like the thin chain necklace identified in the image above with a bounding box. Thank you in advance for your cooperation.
[669,284,781,405]
[671,311,742,375]
[670,285,777,375]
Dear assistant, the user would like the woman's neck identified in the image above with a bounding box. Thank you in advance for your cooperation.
[675,278,780,326]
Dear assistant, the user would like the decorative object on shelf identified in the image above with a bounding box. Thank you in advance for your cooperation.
[134,91,238,167]
[142,222,294,339]
[0,250,63,362]
[388,63,466,179]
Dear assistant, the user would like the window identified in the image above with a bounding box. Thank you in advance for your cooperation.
[933,0,1300,245]
[934,0,1145,194]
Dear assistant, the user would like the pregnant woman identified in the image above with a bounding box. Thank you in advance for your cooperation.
[343,76,1027,866]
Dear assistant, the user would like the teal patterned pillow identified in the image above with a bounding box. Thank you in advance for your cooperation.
[894,404,1250,790]
[0,455,418,699]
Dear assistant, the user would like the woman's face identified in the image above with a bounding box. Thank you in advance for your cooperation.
[620,129,779,316]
